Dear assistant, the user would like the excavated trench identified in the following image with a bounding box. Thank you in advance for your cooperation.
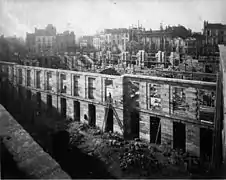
[0,81,115,179]
[51,130,115,179]
[1,110,115,179]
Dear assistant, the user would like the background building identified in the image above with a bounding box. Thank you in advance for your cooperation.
[79,36,94,48]
[26,33,36,53]
[203,21,226,55]
[34,24,57,55]
[56,31,76,53]
[26,24,76,55]
[204,21,226,45]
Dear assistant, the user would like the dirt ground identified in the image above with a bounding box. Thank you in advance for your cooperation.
[66,121,193,179]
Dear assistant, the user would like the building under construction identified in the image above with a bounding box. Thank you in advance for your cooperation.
[0,45,225,175]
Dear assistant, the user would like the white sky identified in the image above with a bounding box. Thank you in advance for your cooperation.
[0,0,226,38]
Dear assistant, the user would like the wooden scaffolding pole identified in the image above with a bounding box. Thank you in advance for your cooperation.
[155,119,161,144]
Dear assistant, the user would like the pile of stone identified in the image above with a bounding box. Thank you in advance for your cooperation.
[106,136,193,176]
[102,131,124,142]
[77,123,90,131]
[119,142,164,174]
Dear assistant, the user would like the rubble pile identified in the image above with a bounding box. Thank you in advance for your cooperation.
[100,132,190,176]
[66,122,194,178]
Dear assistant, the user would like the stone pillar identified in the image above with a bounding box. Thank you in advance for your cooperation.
[185,87,198,120]
[80,101,88,124]
[30,69,35,88]
[139,113,150,142]
[96,105,105,129]
[41,93,47,110]
[79,75,86,98]
[66,98,74,120]
[161,84,170,114]
[22,68,26,86]
[51,71,57,93]
[40,70,45,90]
[139,82,148,109]
[112,77,123,108]
[186,124,200,157]
[161,117,173,147]
[52,94,60,116]
[95,76,101,101]
[66,72,71,95]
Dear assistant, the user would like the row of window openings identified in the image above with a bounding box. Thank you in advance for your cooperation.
[207,30,226,36]
[21,70,95,99]
[20,71,213,106]
[37,37,54,42]
[129,83,215,110]
[14,71,217,117]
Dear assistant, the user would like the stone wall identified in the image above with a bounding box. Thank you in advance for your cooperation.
[0,61,217,157]
[219,45,226,162]
[123,74,216,156]
[0,104,71,179]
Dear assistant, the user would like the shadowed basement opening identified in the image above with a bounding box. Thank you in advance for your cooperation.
[105,107,113,132]
[51,130,115,179]
[173,121,186,152]
[88,104,96,127]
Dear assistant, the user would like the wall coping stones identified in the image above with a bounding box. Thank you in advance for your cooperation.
[0,104,71,179]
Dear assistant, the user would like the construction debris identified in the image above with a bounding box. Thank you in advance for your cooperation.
[67,122,201,178]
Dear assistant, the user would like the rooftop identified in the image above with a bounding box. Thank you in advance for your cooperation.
[205,23,226,29]
[35,29,55,36]
[104,28,129,34]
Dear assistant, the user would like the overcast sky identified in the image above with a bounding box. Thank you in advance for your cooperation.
[0,0,226,38]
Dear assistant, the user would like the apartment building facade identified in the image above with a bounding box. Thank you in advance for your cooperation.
[204,21,226,45]
[56,31,76,53]
[26,25,76,55]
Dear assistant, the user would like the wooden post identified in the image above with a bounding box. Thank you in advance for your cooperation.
[155,120,161,144]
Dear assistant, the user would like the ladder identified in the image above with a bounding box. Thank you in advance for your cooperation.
[102,97,124,133]
[155,120,161,144]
